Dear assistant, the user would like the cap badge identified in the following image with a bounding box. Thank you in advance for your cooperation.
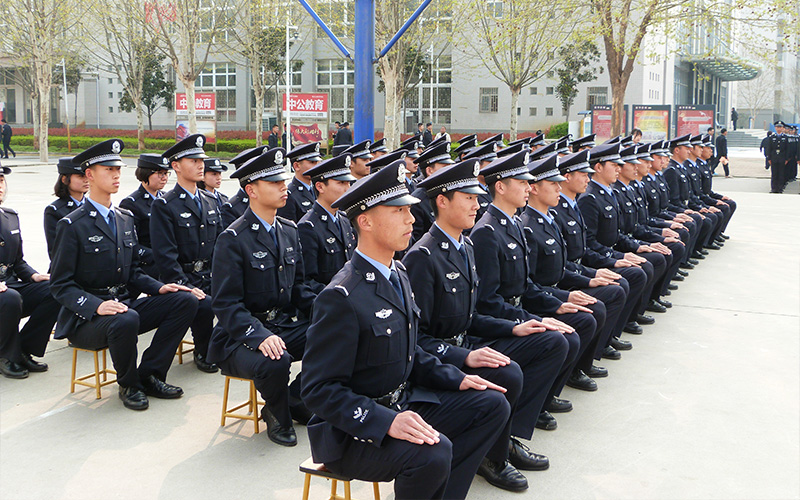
[397,164,406,183]
[315,143,320,153]
[274,150,284,164]
[344,156,352,167]
[112,141,121,154]
[162,157,168,164]
[524,152,530,163]
[215,159,220,165]
[196,136,204,148]
[365,141,371,149]
[473,161,480,176]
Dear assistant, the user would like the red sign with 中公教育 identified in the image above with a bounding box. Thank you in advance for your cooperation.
[175,93,216,117]
[283,93,329,119]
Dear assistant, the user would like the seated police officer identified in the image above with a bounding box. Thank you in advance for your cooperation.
[410,140,455,243]
[44,157,87,261]
[302,161,511,500]
[1,164,61,379]
[150,134,221,373]
[338,140,373,181]
[198,158,229,212]
[298,154,357,294]
[369,138,389,159]
[403,159,566,492]
[49,140,198,410]
[698,136,736,238]
[209,147,317,444]
[391,139,422,190]
[221,146,271,228]
[462,141,501,221]
[278,142,323,222]
[119,153,172,279]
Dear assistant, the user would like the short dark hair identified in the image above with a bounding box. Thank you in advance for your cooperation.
[311,178,330,197]
[631,128,643,137]
[196,180,207,190]
[720,128,727,134]
[426,122,432,127]
[486,178,506,199]
[135,167,155,183]
[54,174,71,199]
[430,191,456,218]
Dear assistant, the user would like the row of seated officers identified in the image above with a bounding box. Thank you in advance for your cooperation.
[0,130,735,499]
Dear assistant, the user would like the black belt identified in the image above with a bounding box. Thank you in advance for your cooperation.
[443,332,467,347]
[85,284,128,299]
[373,382,407,410]
[0,263,13,281]
[506,295,521,307]
[182,259,210,273]
[253,308,281,323]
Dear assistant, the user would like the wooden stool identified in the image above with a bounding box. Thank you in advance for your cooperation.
[300,457,381,500]
[176,339,195,364]
[220,375,265,434]
[69,345,117,399]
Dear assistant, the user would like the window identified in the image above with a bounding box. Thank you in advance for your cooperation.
[546,107,553,116]
[108,78,113,84]
[404,54,452,125]
[529,107,537,116]
[486,0,503,17]
[546,71,554,78]
[317,59,355,123]
[479,87,498,113]
[587,86,608,108]
[108,106,113,113]
[529,87,537,95]
[196,62,237,122]
[118,92,123,99]
[546,87,554,95]
[250,62,302,122]
[198,0,235,43]
[108,92,113,99]
[315,0,355,38]
[0,69,15,85]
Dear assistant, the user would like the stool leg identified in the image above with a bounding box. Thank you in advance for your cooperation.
[70,349,78,393]
[101,349,108,382]
[93,350,102,399]
[330,479,337,500]
[301,473,311,500]
[250,381,260,434]
[221,377,231,427]
[372,482,381,500]
[343,481,351,500]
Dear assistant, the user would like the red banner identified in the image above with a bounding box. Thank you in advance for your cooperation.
[290,123,324,144]
[175,92,216,116]
[591,105,628,143]
[282,93,329,118]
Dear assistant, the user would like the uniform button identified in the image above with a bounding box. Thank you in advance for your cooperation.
[0,242,4,246]
[512,256,516,260]
[201,242,205,246]
[353,437,358,441]
[260,264,264,269]
[408,356,412,361]
[451,287,456,292]
[367,439,373,443]
[386,328,391,334]
[94,248,99,252]
[278,266,283,271]
[200,225,205,228]
[117,268,121,272]
[280,288,284,294]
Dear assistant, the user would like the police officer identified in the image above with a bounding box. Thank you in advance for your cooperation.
[119,153,172,279]
[699,136,736,237]
[462,141,501,221]
[198,158,229,212]
[454,134,478,161]
[278,142,323,222]
[367,149,406,175]
[685,135,725,248]
[404,159,566,492]
[339,140,373,181]
[765,121,790,193]
[369,138,389,159]
[1,164,61,379]
[392,140,422,190]
[150,134,221,373]
[569,134,596,152]
[298,154,357,294]
[469,151,581,431]
[209,147,317,445]
[44,157,88,261]
[522,152,628,383]
[301,162,510,500]
[410,140,455,243]
[221,145,271,228]
[49,140,198,410]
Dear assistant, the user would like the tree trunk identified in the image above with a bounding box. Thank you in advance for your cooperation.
[610,79,627,136]
[509,86,520,142]
[380,64,402,150]
[31,95,40,150]
[136,103,146,149]
[35,60,51,163]
[184,79,197,133]
[254,81,265,147]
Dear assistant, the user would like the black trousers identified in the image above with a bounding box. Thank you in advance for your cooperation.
[68,292,197,388]
[2,138,14,158]
[547,310,595,398]
[326,388,510,500]
[659,241,686,295]
[217,317,307,428]
[0,282,60,362]
[582,284,627,363]
[476,331,568,441]
[719,199,737,232]
[638,252,667,306]
[612,267,647,334]
[770,160,786,193]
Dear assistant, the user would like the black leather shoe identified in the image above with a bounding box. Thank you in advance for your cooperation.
[586,365,608,378]
[672,274,685,281]
[566,370,597,391]
[704,243,721,250]
[663,289,672,296]
[680,262,695,270]
[610,337,632,351]
[677,269,689,276]
[657,298,672,308]
[21,354,48,373]
[601,345,622,360]
[699,248,710,255]
[720,233,730,240]
[141,375,183,399]
[636,314,655,325]
[477,458,528,492]
[261,406,297,447]
[0,358,29,379]
[689,258,700,265]
[545,396,573,413]
[509,437,549,471]
[667,283,679,290]
[692,252,706,260]
[535,410,557,431]
[714,236,726,244]
[119,386,149,410]
[646,300,667,313]
[623,322,643,334]
[193,352,219,373]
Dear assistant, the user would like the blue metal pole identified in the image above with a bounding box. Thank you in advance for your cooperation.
[354,0,375,142]
[376,0,433,61]
[296,0,352,60]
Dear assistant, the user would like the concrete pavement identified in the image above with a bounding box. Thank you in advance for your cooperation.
[0,165,798,500]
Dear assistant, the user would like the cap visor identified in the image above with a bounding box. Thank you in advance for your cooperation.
[97,160,126,167]
[613,159,625,165]
[628,159,641,164]
[512,172,536,181]
[185,152,210,159]
[1,167,11,175]
[639,155,654,161]
[456,185,489,195]
[260,172,293,182]
[381,193,421,207]
[578,166,596,173]
[548,174,567,182]
[330,173,357,182]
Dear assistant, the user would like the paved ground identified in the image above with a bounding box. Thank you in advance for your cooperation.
[1,160,798,500]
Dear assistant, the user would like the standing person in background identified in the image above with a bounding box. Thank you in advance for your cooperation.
[434,126,451,144]
[332,122,353,156]
[268,125,280,149]
[714,129,730,177]
[332,121,341,143]
[1,119,14,159]
[423,123,434,147]
[730,108,738,131]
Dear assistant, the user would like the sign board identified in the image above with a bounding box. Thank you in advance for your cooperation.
[675,105,715,137]
[175,92,216,117]
[591,105,628,143]
[289,123,325,145]
[176,119,216,143]
[282,93,329,119]
[632,105,671,141]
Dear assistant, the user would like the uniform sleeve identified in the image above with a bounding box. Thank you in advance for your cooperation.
[49,219,103,320]
[297,220,326,295]
[290,230,317,316]
[43,205,60,260]
[221,202,237,228]
[150,200,190,285]
[577,195,616,257]
[662,169,684,212]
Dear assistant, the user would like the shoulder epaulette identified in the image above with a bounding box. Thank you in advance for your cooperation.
[223,227,238,236]
[396,261,406,271]
[523,226,533,233]
[116,207,133,216]
[300,220,314,227]
[1,206,17,215]
[485,224,495,231]
[155,197,168,204]
[276,215,297,228]
[464,236,473,246]
[419,246,431,255]
[334,285,349,296]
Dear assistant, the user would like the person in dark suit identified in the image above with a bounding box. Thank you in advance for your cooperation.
[765,121,790,193]
[410,141,455,243]
[698,137,736,240]
[331,122,353,157]
[197,158,229,212]
[150,134,223,373]
[461,141,501,221]
[301,161,511,500]
[208,147,317,445]
[1,119,15,159]
[0,165,61,379]
[49,140,198,410]
[278,142,322,222]
[221,146,271,228]
[268,125,280,149]
[422,122,434,146]
[44,157,88,261]
[119,154,171,279]
[730,107,738,131]
[714,128,729,177]
[404,159,567,492]
[298,154,357,294]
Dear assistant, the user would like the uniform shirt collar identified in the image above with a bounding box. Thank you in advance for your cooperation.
[590,179,613,197]
[178,184,198,200]
[86,196,112,221]
[355,249,395,281]
[318,202,338,221]
[433,222,462,250]
[491,203,517,226]
[252,211,275,233]
[70,195,83,206]
[295,177,312,190]
[647,173,656,181]
[530,206,553,225]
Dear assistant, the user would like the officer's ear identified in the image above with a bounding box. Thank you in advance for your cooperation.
[244,182,257,199]
[355,212,371,234]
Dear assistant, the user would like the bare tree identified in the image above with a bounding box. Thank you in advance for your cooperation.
[737,74,773,128]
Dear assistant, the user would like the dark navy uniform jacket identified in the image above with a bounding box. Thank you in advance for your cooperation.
[476,191,492,221]
[119,185,164,276]
[298,202,356,294]
[208,208,316,364]
[203,189,230,213]
[697,160,723,200]
[1,207,38,286]
[685,161,715,207]
[49,205,163,338]
[221,188,249,228]
[642,174,678,220]
[470,204,549,322]
[44,197,82,260]
[301,253,465,464]
[663,160,701,211]
[579,181,640,256]
[612,181,664,243]
[409,185,435,244]
[403,225,516,369]
[552,195,620,270]
[277,177,315,223]
[150,185,223,288]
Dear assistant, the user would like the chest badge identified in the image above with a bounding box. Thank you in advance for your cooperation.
[180,212,192,218]
[605,205,613,211]
[253,251,268,259]
[88,235,103,243]
[546,238,555,245]
[446,272,460,280]
[301,201,311,206]
[375,308,392,319]
[567,220,576,226]
[507,242,517,250]
[326,237,336,244]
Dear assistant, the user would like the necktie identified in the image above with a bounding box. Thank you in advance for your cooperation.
[457,244,469,270]
[333,214,344,241]
[107,212,117,238]
[267,227,278,249]
[388,269,404,306]
[195,196,203,214]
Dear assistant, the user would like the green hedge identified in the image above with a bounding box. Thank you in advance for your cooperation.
[545,123,569,138]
